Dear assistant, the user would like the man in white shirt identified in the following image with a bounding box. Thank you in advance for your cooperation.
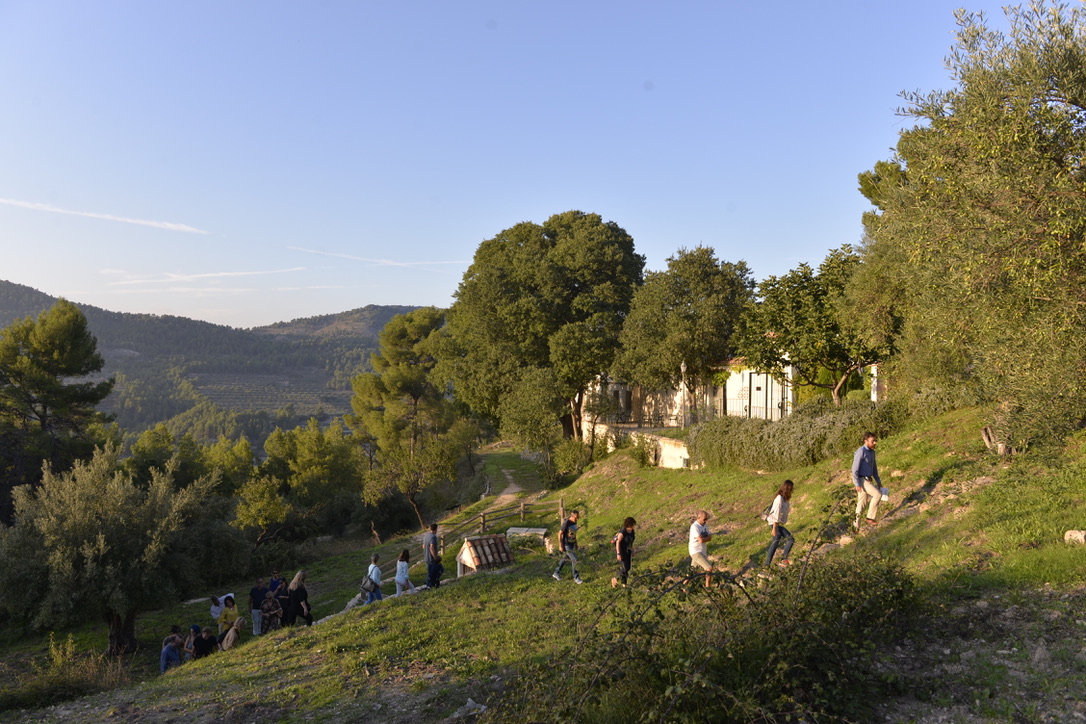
[688,510,713,588]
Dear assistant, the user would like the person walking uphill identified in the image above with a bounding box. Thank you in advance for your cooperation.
[612,517,636,588]
[552,510,583,584]
[764,480,795,568]
[852,432,883,528]
[689,510,714,587]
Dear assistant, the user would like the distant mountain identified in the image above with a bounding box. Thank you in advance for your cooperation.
[0,280,417,441]
[254,305,417,339]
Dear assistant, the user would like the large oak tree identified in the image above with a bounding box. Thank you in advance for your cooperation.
[442,211,644,439]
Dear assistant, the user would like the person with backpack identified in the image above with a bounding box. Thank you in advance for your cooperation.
[611,517,637,588]
[364,553,384,605]
[764,480,795,568]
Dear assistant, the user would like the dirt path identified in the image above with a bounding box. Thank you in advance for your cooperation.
[489,470,523,508]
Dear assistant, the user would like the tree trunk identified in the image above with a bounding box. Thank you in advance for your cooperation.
[407,493,427,531]
[568,393,584,440]
[105,609,138,656]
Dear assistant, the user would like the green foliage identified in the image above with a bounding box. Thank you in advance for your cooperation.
[738,247,888,406]
[689,398,906,471]
[856,1,1086,447]
[614,247,753,414]
[0,300,115,512]
[0,633,129,713]
[630,434,659,467]
[484,555,919,723]
[0,446,216,655]
[236,418,366,544]
[553,438,592,476]
[442,210,644,437]
[350,308,476,529]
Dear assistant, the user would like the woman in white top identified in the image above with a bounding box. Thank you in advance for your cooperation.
[394,549,416,596]
[765,479,795,568]
[364,553,384,605]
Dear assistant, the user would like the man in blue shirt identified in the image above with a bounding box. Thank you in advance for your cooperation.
[160,635,182,674]
[852,432,882,528]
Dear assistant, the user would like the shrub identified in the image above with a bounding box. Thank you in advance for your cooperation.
[630,435,659,467]
[483,553,919,723]
[0,634,130,713]
[554,439,592,476]
[688,398,907,471]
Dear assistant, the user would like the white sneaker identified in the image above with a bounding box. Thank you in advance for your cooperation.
[574,577,584,584]
[552,573,561,581]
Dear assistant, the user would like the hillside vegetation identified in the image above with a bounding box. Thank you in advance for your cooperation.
[2,407,1084,722]
[0,279,413,439]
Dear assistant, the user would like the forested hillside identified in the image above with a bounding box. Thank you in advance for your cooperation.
[0,280,414,440]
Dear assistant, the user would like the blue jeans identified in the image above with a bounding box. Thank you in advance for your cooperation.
[426,561,440,587]
[766,525,794,566]
[554,549,579,578]
[364,589,384,605]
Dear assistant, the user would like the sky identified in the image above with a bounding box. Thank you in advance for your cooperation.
[0,1,1019,329]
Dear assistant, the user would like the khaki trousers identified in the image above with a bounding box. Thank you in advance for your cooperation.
[855,478,881,523]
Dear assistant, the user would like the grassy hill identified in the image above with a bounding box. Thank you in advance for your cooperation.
[2,408,1085,722]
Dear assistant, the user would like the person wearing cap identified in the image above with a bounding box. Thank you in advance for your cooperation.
[852,432,883,528]
[688,510,714,587]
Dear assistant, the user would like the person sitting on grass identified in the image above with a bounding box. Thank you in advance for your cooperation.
[160,634,182,674]
[183,624,199,661]
[192,626,217,659]
[218,617,245,651]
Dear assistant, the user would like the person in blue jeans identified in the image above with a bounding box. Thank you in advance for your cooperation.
[552,510,583,584]
[765,480,795,568]
[365,553,384,605]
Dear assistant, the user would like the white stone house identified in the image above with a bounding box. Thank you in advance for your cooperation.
[584,360,796,433]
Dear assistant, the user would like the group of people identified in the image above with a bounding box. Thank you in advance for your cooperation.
[160,569,313,674]
[165,432,886,673]
[549,431,886,587]
[361,523,447,605]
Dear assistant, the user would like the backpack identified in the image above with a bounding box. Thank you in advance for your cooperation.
[359,574,378,594]
[758,502,772,521]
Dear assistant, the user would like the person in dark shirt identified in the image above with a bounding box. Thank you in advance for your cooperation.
[612,517,637,588]
[552,510,583,584]
[249,578,269,635]
[192,626,218,659]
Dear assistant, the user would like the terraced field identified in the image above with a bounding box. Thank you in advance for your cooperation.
[188,370,353,415]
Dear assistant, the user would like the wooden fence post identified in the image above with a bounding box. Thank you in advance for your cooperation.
[439,534,445,555]
[558,498,565,522]
[479,512,486,533]
[520,501,525,522]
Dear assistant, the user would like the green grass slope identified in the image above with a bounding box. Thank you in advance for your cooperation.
[3,407,1085,722]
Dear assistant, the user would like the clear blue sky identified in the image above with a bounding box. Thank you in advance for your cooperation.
[0,1,1015,328]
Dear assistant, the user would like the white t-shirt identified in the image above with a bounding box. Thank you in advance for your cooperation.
[766,494,790,526]
[368,563,382,585]
[688,521,709,557]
